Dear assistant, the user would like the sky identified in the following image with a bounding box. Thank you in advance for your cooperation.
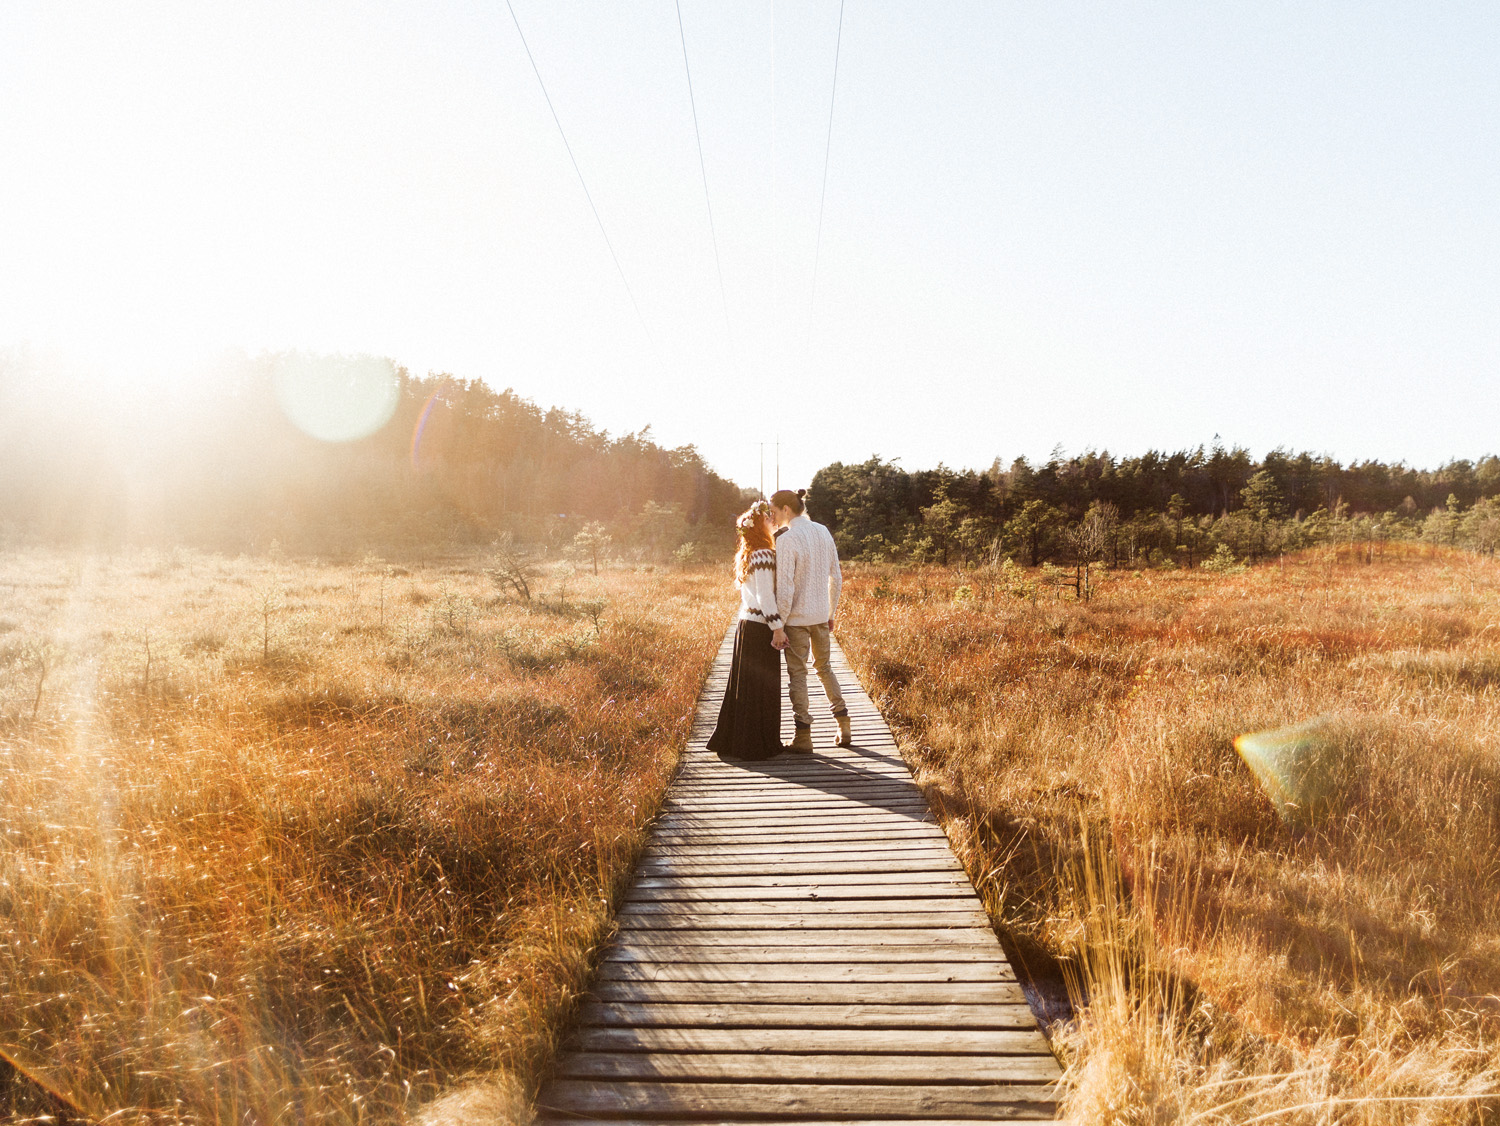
[3,1,1499,492]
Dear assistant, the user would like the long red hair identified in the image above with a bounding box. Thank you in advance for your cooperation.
[733,505,775,585]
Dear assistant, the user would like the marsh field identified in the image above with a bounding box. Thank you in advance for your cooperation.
[1,544,1498,1123]
[0,550,733,1122]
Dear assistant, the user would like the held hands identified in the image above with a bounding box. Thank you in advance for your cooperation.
[827,617,835,633]
[772,628,788,651]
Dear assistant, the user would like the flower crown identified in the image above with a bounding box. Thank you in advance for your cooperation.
[736,499,773,532]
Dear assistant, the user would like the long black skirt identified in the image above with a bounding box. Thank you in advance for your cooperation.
[706,619,783,761]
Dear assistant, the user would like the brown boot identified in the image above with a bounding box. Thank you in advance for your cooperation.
[835,713,852,747]
[788,725,814,753]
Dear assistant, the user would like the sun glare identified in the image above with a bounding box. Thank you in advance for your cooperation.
[271,352,400,443]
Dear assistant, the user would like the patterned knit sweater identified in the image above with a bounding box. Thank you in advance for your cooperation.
[736,548,782,629]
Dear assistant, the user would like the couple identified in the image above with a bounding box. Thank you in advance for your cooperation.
[707,487,850,761]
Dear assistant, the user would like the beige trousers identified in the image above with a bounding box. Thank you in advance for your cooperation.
[783,623,847,728]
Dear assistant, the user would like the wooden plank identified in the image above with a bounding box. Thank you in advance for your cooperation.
[609,928,998,947]
[624,884,974,904]
[677,756,910,770]
[666,782,923,799]
[634,871,971,890]
[620,898,988,916]
[537,1081,1056,1118]
[660,804,932,819]
[648,828,951,845]
[576,1001,1043,1029]
[617,913,989,931]
[542,1121,1061,1126]
[596,960,1014,983]
[554,1052,1061,1083]
[600,947,1008,965]
[568,1026,1054,1056]
[663,783,919,796]
[644,841,959,860]
[643,848,960,862]
[588,980,1029,1005]
[637,861,965,880]
[675,763,911,779]
[655,811,935,828]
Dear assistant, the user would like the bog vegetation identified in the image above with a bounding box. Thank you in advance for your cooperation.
[835,544,1500,1123]
[0,548,732,1120]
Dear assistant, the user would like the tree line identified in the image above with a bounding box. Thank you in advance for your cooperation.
[808,448,1500,569]
[0,352,747,557]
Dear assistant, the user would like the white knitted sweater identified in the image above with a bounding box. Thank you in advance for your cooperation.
[736,548,782,628]
[773,515,843,627]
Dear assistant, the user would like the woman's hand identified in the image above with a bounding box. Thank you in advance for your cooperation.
[772,628,788,651]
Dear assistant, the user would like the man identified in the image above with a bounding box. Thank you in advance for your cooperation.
[768,487,851,752]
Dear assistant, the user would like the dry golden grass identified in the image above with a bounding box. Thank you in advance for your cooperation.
[836,545,1500,1124]
[0,549,733,1123]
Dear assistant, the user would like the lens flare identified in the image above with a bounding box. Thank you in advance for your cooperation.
[409,381,453,470]
[273,353,398,442]
[1234,717,1338,823]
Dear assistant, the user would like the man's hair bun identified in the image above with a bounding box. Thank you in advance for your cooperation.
[796,488,807,499]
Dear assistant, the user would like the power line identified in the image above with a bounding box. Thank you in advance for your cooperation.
[675,0,732,339]
[807,0,846,324]
[503,0,653,344]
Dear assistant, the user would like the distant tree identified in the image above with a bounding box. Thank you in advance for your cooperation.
[919,485,964,565]
[1461,498,1500,554]
[1240,470,1285,521]
[1003,500,1065,566]
[570,521,612,574]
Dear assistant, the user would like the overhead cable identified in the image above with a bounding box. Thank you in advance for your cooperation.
[807,0,846,322]
[675,0,733,339]
[504,0,654,344]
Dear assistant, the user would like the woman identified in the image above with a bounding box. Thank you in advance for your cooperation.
[706,500,784,760]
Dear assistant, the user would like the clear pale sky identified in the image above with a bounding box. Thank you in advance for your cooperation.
[3,2,1497,492]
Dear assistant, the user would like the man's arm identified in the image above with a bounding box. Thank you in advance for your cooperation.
[775,534,798,625]
[773,534,798,648]
[826,529,842,630]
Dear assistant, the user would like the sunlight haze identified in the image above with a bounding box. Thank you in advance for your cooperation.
[3,1,1498,490]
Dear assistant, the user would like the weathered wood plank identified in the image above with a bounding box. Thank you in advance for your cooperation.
[609,928,999,947]
[645,838,950,853]
[554,1052,1061,1083]
[617,912,989,931]
[537,1080,1057,1118]
[643,841,959,860]
[567,1026,1054,1056]
[634,871,972,890]
[623,883,974,904]
[588,980,1029,1005]
[540,1121,1062,1126]
[600,947,1008,965]
[663,781,917,795]
[576,1001,1043,1029]
[620,898,989,916]
[596,960,1014,983]
[634,865,966,882]
[655,812,936,829]
[603,947,1006,965]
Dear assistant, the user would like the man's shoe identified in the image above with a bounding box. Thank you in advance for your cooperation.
[788,726,814,753]
[835,714,852,747]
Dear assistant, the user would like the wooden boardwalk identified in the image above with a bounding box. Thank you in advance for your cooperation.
[535,623,1062,1123]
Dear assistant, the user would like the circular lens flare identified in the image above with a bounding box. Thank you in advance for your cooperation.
[273,353,398,442]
